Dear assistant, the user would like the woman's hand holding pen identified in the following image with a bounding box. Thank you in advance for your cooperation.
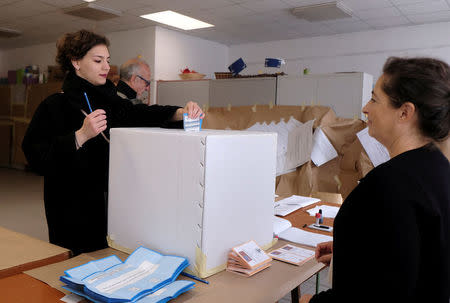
[173,101,205,121]
[75,109,107,148]
[315,241,333,266]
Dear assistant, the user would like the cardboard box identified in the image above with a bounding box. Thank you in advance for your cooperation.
[11,117,30,168]
[108,128,277,278]
[0,85,12,118]
[25,82,62,119]
[0,120,13,166]
[47,66,65,82]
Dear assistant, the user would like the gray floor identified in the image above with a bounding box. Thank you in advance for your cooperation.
[0,167,330,302]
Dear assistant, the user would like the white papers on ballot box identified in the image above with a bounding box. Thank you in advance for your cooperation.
[311,127,338,167]
[357,127,390,167]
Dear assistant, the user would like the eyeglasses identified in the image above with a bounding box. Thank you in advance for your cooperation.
[137,75,151,87]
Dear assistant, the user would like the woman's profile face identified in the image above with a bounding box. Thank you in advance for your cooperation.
[362,75,399,146]
[72,44,110,86]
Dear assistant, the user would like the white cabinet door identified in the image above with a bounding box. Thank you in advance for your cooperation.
[209,78,276,107]
[317,74,361,119]
[157,80,210,107]
[277,76,317,106]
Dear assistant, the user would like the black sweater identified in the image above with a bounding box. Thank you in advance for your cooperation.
[22,72,181,255]
[311,144,449,303]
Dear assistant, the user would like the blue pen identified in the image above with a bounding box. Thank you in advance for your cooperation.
[83,92,93,113]
[180,272,210,285]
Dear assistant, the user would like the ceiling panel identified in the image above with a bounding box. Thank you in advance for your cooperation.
[407,10,450,24]
[396,0,450,15]
[341,0,393,11]
[365,15,412,29]
[354,7,402,19]
[1,0,450,49]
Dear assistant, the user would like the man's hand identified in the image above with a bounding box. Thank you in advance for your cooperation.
[315,241,333,266]
[173,101,205,121]
[75,109,107,148]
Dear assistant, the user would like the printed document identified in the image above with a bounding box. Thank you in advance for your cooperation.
[275,195,320,216]
[357,127,390,167]
[306,205,340,218]
[278,227,333,247]
[311,127,338,167]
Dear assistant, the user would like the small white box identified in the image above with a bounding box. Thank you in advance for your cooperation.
[108,128,277,278]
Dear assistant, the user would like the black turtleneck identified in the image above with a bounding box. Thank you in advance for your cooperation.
[22,71,182,255]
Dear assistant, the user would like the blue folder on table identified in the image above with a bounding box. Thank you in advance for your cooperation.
[60,246,194,303]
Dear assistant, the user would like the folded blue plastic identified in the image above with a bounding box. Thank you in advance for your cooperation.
[265,58,285,68]
[228,57,247,75]
[60,247,194,303]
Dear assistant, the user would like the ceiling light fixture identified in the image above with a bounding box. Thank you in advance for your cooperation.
[63,3,122,21]
[292,1,352,22]
[140,10,214,30]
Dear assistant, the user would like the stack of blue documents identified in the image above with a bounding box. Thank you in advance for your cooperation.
[60,246,195,303]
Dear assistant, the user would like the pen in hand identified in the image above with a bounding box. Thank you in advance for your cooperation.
[84,92,93,113]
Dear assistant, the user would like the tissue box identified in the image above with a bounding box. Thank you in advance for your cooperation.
[108,128,277,278]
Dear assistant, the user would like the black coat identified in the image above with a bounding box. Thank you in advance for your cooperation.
[310,144,449,303]
[22,72,181,255]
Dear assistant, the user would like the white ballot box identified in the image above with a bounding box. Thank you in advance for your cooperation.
[108,128,277,278]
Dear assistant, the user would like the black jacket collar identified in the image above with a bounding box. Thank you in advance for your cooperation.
[116,80,137,100]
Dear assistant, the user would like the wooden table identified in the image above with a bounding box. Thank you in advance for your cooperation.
[1,201,339,302]
[0,226,70,279]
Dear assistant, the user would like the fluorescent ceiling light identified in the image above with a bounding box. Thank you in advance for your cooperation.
[140,10,214,30]
[83,0,96,2]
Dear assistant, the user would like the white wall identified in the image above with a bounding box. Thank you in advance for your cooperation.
[0,42,55,78]
[230,21,450,84]
[154,26,228,81]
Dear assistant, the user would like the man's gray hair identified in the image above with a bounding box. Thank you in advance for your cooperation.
[120,58,149,81]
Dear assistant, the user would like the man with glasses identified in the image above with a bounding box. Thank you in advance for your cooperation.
[117,58,151,104]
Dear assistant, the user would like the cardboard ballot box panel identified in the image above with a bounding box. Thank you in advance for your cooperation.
[108,128,277,278]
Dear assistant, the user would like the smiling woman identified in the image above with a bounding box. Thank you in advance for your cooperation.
[21,29,204,256]
[304,57,449,303]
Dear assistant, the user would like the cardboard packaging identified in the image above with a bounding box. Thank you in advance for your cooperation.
[108,128,277,278]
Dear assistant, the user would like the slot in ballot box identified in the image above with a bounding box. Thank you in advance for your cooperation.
[108,128,277,278]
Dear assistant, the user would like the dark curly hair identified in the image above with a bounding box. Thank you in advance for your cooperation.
[56,29,110,73]
[382,57,450,141]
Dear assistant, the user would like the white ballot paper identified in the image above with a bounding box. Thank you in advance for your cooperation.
[232,240,271,269]
[357,127,390,167]
[275,195,320,217]
[269,244,315,266]
[278,227,333,248]
[247,118,313,176]
[311,127,338,167]
[274,216,332,247]
[307,205,340,219]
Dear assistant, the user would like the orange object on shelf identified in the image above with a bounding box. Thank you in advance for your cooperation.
[178,73,206,80]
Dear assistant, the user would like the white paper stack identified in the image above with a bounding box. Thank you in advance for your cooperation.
[274,195,320,217]
[247,117,313,176]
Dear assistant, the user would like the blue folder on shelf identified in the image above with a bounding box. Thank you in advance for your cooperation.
[228,57,247,76]
[60,246,194,303]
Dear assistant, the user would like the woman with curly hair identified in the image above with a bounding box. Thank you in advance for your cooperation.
[22,30,204,255]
